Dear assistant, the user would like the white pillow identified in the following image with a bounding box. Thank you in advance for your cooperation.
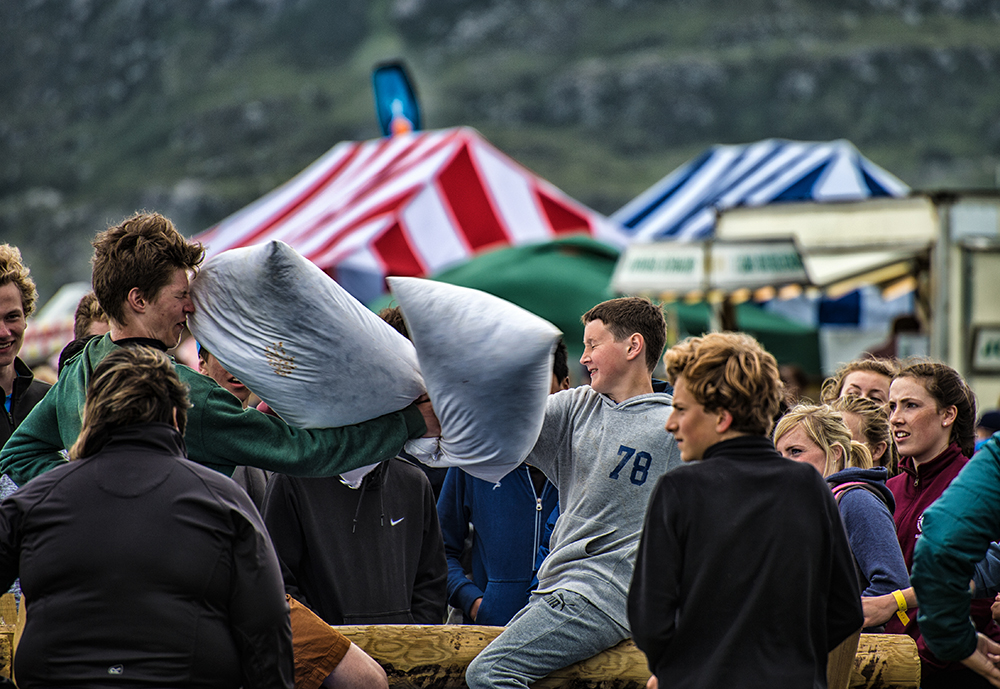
[189,241,425,430]
[387,276,561,483]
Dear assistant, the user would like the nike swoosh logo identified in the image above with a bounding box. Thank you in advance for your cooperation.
[390,517,404,526]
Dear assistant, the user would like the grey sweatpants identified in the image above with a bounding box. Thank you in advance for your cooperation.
[465,588,629,689]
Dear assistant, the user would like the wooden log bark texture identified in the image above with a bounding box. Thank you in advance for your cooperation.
[0,593,16,679]
[829,630,862,689]
[852,634,921,689]
[337,626,920,689]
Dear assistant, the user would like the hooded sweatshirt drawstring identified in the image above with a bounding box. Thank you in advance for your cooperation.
[350,481,366,534]
[351,461,391,533]
[379,460,390,528]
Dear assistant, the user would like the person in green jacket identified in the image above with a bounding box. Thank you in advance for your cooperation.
[911,433,1000,687]
[0,211,438,487]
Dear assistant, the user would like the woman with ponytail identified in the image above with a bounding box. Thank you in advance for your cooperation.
[883,360,1000,688]
[774,404,909,621]
[831,394,899,476]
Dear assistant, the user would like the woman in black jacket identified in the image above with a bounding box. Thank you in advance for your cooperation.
[0,346,293,689]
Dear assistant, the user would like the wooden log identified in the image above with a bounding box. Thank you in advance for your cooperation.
[830,630,862,689]
[853,634,921,689]
[0,636,9,680]
[339,625,503,689]
[0,604,923,688]
[0,593,16,679]
[338,625,920,689]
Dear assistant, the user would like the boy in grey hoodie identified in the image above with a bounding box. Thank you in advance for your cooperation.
[466,297,682,689]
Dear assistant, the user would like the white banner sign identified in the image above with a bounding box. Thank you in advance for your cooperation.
[612,241,806,294]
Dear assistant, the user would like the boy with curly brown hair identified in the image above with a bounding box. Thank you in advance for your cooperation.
[629,332,862,689]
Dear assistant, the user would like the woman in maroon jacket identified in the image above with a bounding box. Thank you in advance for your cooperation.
[886,360,1000,688]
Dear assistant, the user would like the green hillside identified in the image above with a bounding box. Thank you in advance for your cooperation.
[3,0,999,300]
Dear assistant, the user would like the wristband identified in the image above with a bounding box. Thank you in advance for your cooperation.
[892,589,910,626]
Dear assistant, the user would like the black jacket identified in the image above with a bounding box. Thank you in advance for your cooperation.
[1,358,50,449]
[628,435,863,689]
[0,423,293,689]
[263,457,447,625]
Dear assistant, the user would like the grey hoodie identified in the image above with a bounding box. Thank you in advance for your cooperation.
[526,386,681,628]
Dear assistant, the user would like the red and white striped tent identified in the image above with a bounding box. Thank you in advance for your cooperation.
[194,127,628,304]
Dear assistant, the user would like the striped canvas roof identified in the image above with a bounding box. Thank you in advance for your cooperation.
[194,127,627,303]
[611,139,909,243]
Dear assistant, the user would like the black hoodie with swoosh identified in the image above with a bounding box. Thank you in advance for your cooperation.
[262,456,447,625]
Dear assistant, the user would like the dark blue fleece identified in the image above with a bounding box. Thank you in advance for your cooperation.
[437,465,558,626]
[972,543,1000,598]
[827,466,909,597]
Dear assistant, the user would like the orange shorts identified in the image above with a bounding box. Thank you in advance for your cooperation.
[288,595,352,689]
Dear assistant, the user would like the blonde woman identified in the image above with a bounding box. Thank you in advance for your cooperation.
[775,405,909,611]
[830,394,899,476]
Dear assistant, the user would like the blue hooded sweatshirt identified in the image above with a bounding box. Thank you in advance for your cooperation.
[827,466,909,598]
[437,465,558,626]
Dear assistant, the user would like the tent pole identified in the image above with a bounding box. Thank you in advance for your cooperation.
[719,297,738,332]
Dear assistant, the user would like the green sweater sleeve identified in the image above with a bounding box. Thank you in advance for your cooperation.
[181,369,427,477]
[0,381,70,485]
[2,335,107,485]
[912,436,1000,662]
[2,357,428,484]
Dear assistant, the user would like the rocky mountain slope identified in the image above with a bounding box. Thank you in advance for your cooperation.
[3,0,999,299]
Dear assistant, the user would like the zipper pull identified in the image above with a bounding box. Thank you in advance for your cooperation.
[536,498,543,512]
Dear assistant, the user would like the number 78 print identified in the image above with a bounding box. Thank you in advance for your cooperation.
[609,445,651,486]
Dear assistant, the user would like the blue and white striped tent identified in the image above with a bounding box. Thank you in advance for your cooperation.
[612,139,909,242]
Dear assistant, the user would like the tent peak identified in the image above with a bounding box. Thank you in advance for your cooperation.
[613,138,909,243]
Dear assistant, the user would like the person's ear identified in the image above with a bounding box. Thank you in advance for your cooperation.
[715,409,734,434]
[831,444,846,472]
[625,333,644,362]
[126,287,146,314]
[558,377,570,391]
[941,404,958,428]
[872,440,888,463]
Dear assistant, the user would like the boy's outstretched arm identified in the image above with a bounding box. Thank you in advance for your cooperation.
[1,391,67,485]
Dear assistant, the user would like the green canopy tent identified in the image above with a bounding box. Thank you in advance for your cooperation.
[665,301,821,377]
[368,235,821,381]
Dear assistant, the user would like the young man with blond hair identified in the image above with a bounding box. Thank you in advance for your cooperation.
[0,244,50,449]
[628,332,862,689]
[466,297,681,689]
